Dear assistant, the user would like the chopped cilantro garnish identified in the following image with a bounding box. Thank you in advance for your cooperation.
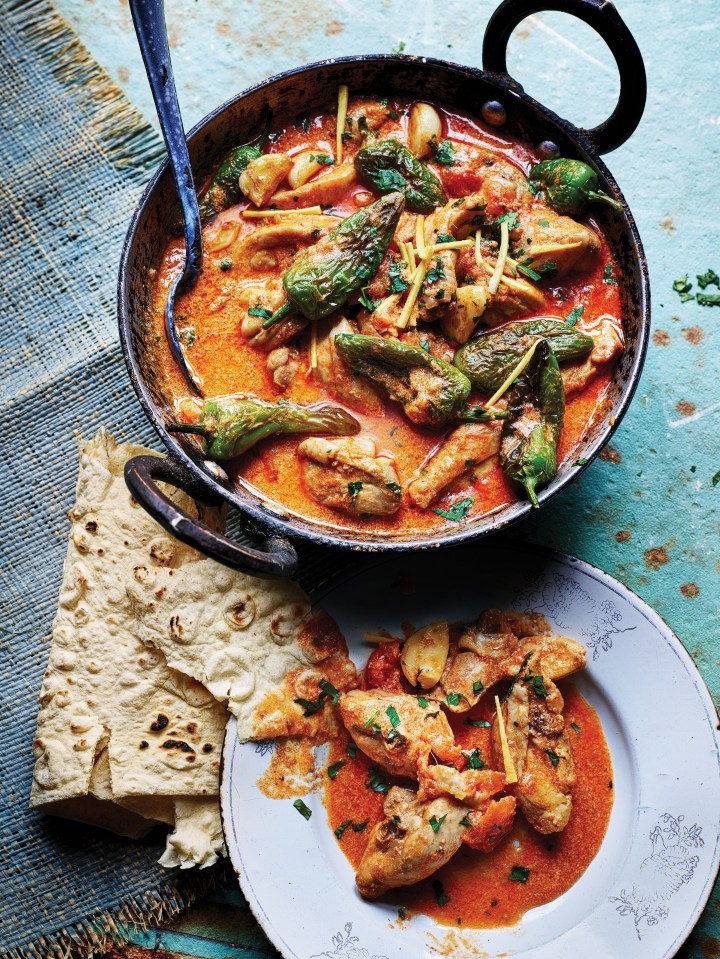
[425,258,446,284]
[366,765,390,793]
[430,138,455,166]
[387,258,410,294]
[429,813,448,832]
[334,820,352,838]
[386,705,401,728]
[433,880,450,906]
[419,338,430,352]
[472,680,484,694]
[509,865,530,883]
[347,741,358,759]
[517,262,542,281]
[386,481,402,497]
[538,219,550,228]
[604,263,617,284]
[574,457,588,466]
[524,673,549,698]
[466,718,491,728]
[309,153,334,165]
[417,696,429,708]
[460,814,472,827]
[348,481,363,502]
[295,113,311,134]
[363,711,379,728]
[376,168,407,191]
[248,305,272,319]
[436,233,456,243]
[319,678,340,705]
[293,798,312,820]
[328,760,346,779]
[386,110,399,120]
[358,286,379,312]
[398,907,407,920]
[466,748,486,770]
[353,820,369,832]
[446,692,469,707]
[571,722,582,734]
[495,210,519,231]
[219,258,233,272]
[433,497,474,522]
[545,748,560,767]
[565,305,585,327]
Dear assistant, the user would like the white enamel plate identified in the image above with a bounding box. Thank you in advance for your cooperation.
[221,545,720,959]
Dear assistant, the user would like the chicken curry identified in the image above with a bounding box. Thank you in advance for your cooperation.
[154,91,624,533]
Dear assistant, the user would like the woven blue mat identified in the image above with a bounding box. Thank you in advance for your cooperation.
[0,1,229,955]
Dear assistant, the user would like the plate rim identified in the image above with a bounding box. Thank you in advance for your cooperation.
[220,542,720,959]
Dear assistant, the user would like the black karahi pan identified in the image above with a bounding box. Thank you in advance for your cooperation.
[118,0,649,578]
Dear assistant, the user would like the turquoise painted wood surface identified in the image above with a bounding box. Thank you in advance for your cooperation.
[52,1,719,955]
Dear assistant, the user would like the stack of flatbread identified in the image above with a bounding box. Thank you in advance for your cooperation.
[30,429,356,867]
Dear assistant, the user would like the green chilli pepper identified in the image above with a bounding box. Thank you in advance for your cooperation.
[528,159,623,216]
[264,192,404,328]
[168,395,360,460]
[500,339,565,507]
[455,318,594,392]
[334,333,471,428]
[198,112,271,221]
[354,139,447,214]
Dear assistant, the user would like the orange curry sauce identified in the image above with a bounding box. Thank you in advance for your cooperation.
[324,683,613,929]
[152,97,622,535]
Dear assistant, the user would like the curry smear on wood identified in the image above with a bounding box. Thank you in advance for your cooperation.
[152,94,623,533]
[324,685,613,928]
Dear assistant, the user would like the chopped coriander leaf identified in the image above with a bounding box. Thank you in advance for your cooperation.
[386,705,401,728]
[711,469,720,486]
[495,210,519,231]
[466,748,486,770]
[430,138,455,166]
[558,290,568,302]
[417,696,429,708]
[425,259,446,284]
[376,167,407,191]
[366,764,390,793]
[334,820,352,838]
[347,741,358,759]
[348,481,363,502]
[604,263,617,284]
[419,339,430,352]
[248,305,273,319]
[524,673,549,699]
[697,292,720,306]
[358,286,380,312]
[386,110,399,120]
[363,711,379,728]
[545,748,560,767]
[565,305,585,327]
[697,268,719,288]
[517,262,542,281]
[328,760,346,779]
[219,258,233,272]
[353,820,369,832]
[388,258,410,294]
[294,697,321,717]
[437,233,456,243]
[459,814,472,827]
[466,718,491,728]
[672,274,692,294]
[391,40,407,54]
[429,813,448,832]
[446,692,469,707]
[386,481,402,496]
[472,680,484,694]
[433,880,450,906]
[571,722,582,734]
[309,153,334,165]
[509,865,530,883]
[574,457,588,466]
[537,260,558,278]
[538,219,550,228]
[433,497,474,522]
[293,798,312,820]
[319,678,340,705]
[527,180,541,197]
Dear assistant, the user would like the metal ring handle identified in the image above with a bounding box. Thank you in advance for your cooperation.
[482,0,646,154]
[124,455,298,578]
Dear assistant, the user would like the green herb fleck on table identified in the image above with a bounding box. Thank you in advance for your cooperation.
[293,798,312,820]
[433,497,473,522]
[697,292,720,307]
[697,268,719,289]
[509,865,530,883]
[712,470,720,487]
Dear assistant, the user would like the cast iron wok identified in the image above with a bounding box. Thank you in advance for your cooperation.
[118,0,649,578]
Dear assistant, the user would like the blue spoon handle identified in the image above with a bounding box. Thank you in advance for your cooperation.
[129,0,203,391]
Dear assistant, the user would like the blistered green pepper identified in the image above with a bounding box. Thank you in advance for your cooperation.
[354,139,447,214]
[334,333,471,428]
[528,159,623,216]
[168,395,360,460]
[455,318,594,392]
[500,339,565,507]
[264,192,404,328]
[198,112,271,221]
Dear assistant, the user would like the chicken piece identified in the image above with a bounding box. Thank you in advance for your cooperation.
[440,282,489,344]
[477,608,551,637]
[492,672,576,834]
[434,628,524,712]
[239,154,292,207]
[314,317,383,414]
[271,162,357,209]
[239,277,308,351]
[461,795,517,852]
[266,346,299,389]
[417,757,506,808]
[418,250,457,319]
[361,292,416,334]
[356,788,468,899]
[520,634,586,679]
[238,215,338,253]
[339,689,455,777]
[516,208,601,277]
[562,316,623,396]
[347,97,394,136]
[483,271,550,324]
[407,421,502,509]
[298,436,402,517]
